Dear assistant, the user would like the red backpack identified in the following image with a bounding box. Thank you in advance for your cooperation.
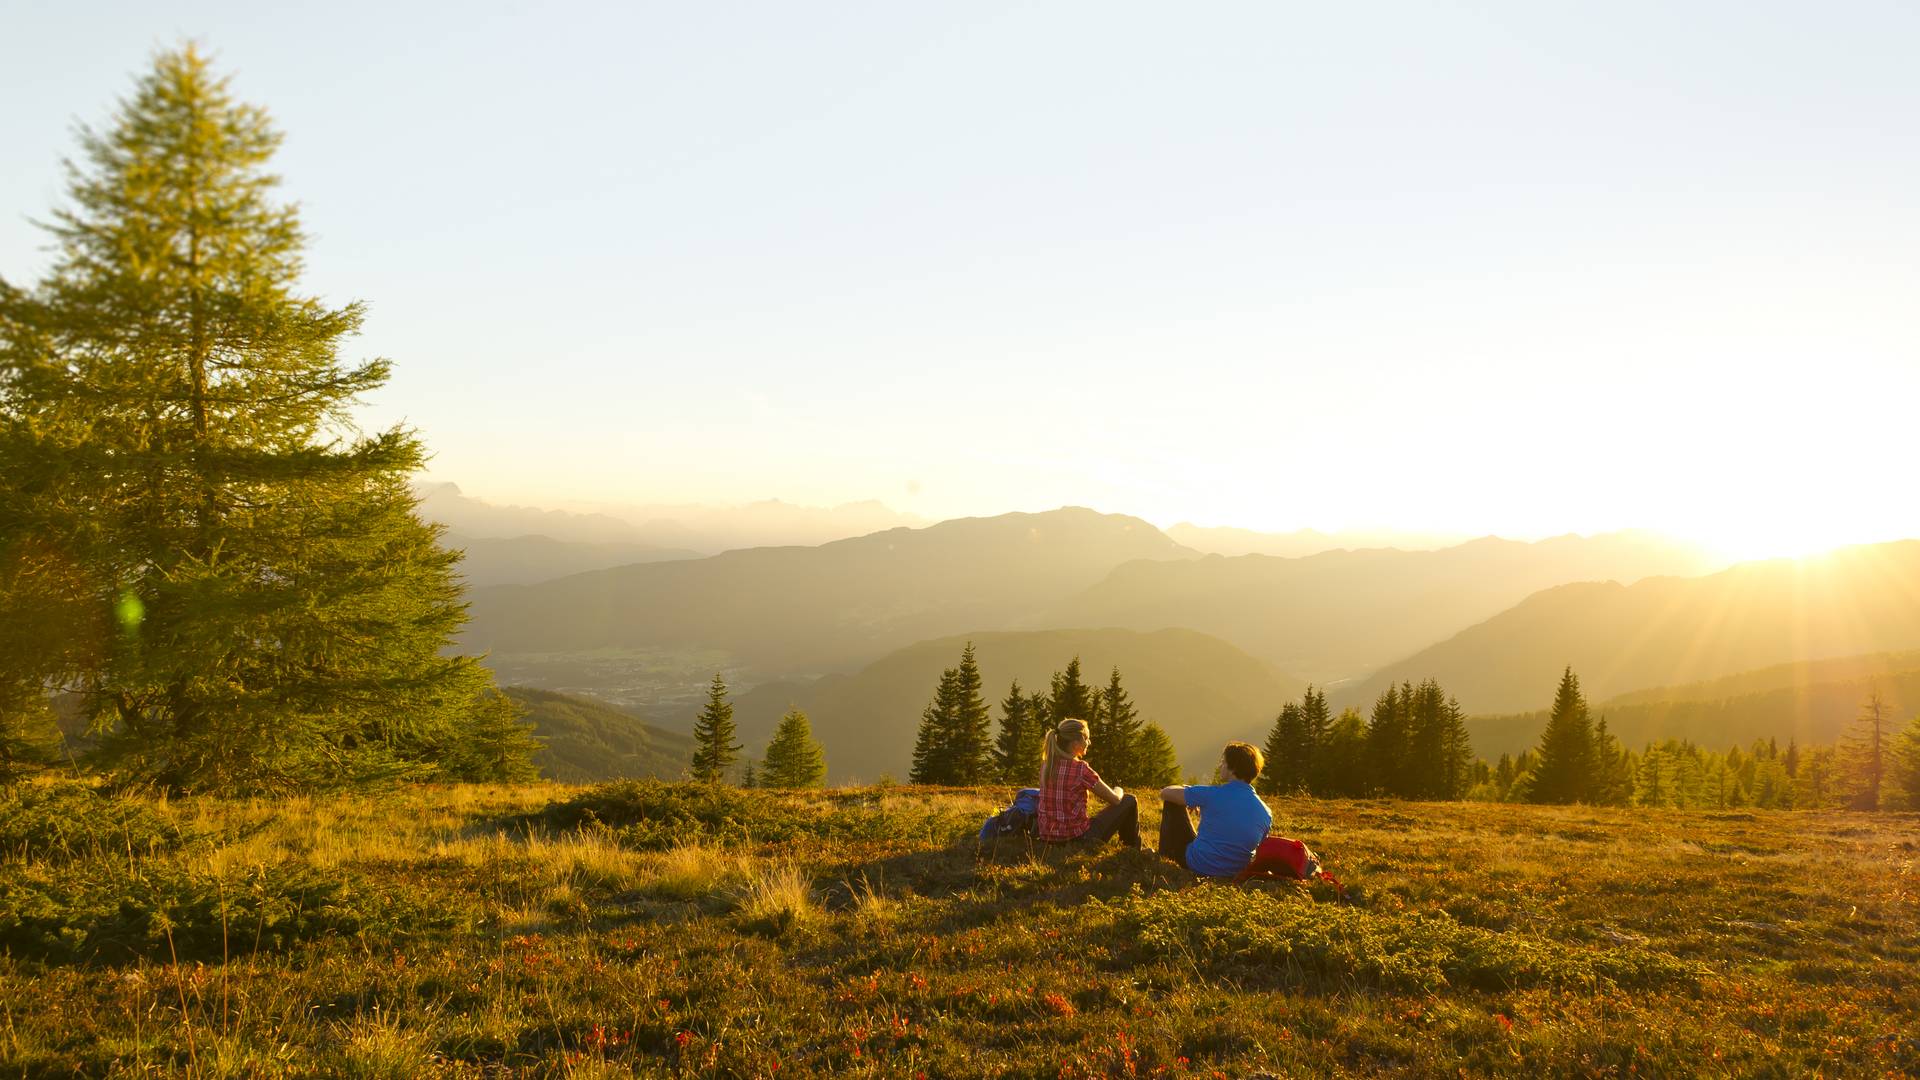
[1232,836,1348,901]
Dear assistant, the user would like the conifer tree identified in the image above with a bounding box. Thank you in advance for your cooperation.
[1840,689,1892,810]
[1406,680,1449,799]
[992,679,1043,784]
[1895,714,1920,811]
[1318,708,1370,798]
[1365,684,1412,796]
[1588,717,1632,806]
[742,760,758,788]
[1436,694,1476,800]
[1259,702,1307,796]
[690,673,741,783]
[1527,667,1596,803]
[947,643,994,784]
[910,666,960,785]
[1133,721,1181,787]
[1047,657,1095,729]
[0,47,529,792]
[761,708,827,788]
[1298,685,1330,794]
[1494,753,1517,799]
[1087,666,1142,784]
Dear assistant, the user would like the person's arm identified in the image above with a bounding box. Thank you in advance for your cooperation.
[1089,775,1124,805]
[1160,785,1186,805]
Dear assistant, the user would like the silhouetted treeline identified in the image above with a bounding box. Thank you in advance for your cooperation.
[910,647,1179,788]
[1485,669,1920,810]
[1259,682,1480,800]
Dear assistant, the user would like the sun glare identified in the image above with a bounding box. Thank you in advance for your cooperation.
[1696,523,1870,564]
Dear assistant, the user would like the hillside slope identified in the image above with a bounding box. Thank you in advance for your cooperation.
[1466,650,1920,758]
[448,533,700,587]
[1342,540,1920,715]
[729,628,1305,782]
[464,508,1198,676]
[506,686,695,782]
[1046,531,1718,681]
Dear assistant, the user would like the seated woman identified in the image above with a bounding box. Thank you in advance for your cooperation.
[1158,742,1272,877]
[1035,717,1140,848]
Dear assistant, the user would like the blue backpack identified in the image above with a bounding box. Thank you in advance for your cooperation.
[977,788,1041,844]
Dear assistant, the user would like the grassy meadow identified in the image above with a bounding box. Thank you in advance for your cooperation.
[1,780,1915,1078]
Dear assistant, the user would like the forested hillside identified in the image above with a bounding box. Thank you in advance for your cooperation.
[1343,541,1920,713]
[506,686,694,782]
[1047,531,1717,681]
[463,508,1196,675]
[730,628,1303,782]
[1468,650,1920,758]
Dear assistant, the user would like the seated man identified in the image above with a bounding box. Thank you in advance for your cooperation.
[1158,741,1272,878]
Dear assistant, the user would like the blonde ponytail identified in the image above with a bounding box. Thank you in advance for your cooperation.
[1042,718,1089,785]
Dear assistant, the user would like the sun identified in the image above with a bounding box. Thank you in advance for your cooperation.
[1693,519,1882,564]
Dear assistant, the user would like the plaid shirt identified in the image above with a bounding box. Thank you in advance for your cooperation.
[1037,758,1100,841]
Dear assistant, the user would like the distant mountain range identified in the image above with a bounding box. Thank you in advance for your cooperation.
[1165,523,1474,558]
[1342,541,1920,715]
[1465,649,1920,758]
[463,508,1196,676]
[446,491,1920,771]
[447,533,700,587]
[730,628,1305,783]
[1045,531,1720,682]
[417,482,922,554]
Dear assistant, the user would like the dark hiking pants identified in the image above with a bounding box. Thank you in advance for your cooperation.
[1082,793,1140,847]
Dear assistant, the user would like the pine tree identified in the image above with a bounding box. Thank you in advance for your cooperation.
[1365,684,1411,797]
[1318,708,1370,798]
[947,644,994,784]
[1259,702,1307,796]
[1894,713,1920,811]
[1527,667,1596,804]
[1047,657,1095,728]
[1087,666,1143,785]
[992,679,1043,784]
[1437,694,1476,800]
[1839,689,1892,810]
[1588,717,1632,806]
[1406,680,1449,799]
[742,760,758,788]
[0,47,527,793]
[1133,721,1181,787]
[1298,685,1330,795]
[910,666,960,785]
[761,708,827,788]
[690,673,741,783]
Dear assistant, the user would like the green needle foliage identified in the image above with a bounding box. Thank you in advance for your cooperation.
[991,678,1044,784]
[0,47,533,793]
[1131,720,1181,787]
[909,644,995,785]
[690,673,741,783]
[1086,666,1143,784]
[1526,667,1598,804]
[760,708,827,788]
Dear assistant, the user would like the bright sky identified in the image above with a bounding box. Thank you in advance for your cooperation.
[5,2,1918,560]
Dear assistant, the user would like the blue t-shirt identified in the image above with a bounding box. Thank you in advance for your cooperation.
[1182,780,1273,877]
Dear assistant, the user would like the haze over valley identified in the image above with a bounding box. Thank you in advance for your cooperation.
[434,484,1920,780]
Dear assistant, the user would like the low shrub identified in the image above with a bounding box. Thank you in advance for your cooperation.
[0,782,197,863]
[538,781,977,850]
[0,859,456,965]
[1096,884,1704,993]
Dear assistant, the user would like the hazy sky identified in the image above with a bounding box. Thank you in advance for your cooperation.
[5,2,1918,558]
